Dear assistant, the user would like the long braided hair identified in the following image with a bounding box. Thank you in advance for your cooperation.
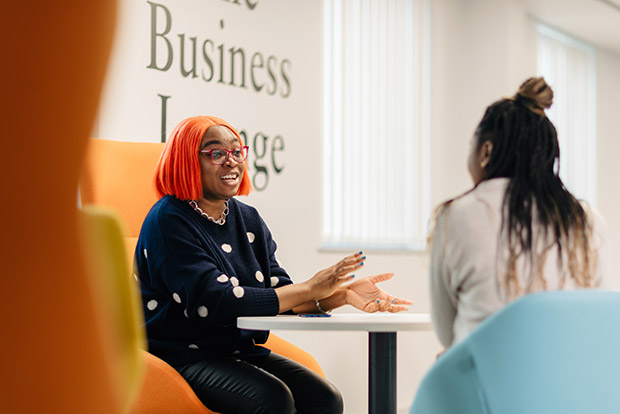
[435,77,595,298]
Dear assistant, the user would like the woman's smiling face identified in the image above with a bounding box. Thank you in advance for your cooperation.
[198,125,246,202]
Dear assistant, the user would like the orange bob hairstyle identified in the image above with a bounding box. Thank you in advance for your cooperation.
[154,115,252,200]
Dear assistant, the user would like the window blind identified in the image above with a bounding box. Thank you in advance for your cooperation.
[537,24,597,205]
[322,0,430,250]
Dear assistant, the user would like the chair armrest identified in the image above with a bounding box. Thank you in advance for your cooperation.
[264,333,326,378]
[130,350,218,414]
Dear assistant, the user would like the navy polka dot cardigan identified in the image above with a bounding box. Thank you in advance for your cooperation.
[135,195,293,367]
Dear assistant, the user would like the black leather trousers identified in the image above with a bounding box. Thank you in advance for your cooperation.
[177,352,344,414]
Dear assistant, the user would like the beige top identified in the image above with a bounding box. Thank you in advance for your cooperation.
[430,178,609,348]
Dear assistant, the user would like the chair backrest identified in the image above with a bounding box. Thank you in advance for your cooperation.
[80,138,165,263]
[410,290,620,414]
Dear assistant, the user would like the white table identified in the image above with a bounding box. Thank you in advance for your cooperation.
[238,313,432,414]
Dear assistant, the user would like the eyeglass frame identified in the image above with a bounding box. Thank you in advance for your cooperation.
[199,145,249,165]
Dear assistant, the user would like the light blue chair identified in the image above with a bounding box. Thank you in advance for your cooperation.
[410,290,620,414]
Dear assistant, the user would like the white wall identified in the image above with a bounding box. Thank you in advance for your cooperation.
[96,0,620,412]
[596,48,620,289]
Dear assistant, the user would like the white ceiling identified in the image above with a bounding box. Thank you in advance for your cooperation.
[523,0,620,55]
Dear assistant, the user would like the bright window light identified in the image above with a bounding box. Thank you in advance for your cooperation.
[322,0,431,251]
[537,24,597,206]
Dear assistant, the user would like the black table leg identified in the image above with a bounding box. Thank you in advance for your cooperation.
[369,332,397,414]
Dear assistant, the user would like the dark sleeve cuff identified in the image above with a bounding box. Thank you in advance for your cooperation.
[247,287,280,316]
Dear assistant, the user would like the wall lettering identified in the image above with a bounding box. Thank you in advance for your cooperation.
[147,1,292,98]
[152,0,288,191]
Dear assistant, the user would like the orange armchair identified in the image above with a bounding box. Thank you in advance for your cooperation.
[80,138,325,414]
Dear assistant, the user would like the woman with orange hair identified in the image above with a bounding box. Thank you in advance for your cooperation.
[135,115,411,413]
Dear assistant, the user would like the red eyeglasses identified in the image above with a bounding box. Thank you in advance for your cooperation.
[199,146,249,165]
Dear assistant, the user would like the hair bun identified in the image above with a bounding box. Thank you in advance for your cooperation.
[514,77,554,116]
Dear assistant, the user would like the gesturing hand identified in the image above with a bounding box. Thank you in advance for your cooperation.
[307,252,364,300]
[345,273,413,313]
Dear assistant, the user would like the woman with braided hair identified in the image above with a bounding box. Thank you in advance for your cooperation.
[429,77,609,349]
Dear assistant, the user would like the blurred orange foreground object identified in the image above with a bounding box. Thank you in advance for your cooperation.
[0,2,121,414]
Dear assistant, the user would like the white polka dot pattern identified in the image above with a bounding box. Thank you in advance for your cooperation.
[173,293,181,303]
[143,249,148,259]
[255,271,264,282]
[221,243,232,253]
[188,344,199,349]
[133,273,139,282]
[147,300,158,310]
[270,277,279,287]
[217,274,229,283]
[233,286,245,298]
[197,306,208,317]
[230,277,239,287]
[184,309,189,318]
[247,232,255,243]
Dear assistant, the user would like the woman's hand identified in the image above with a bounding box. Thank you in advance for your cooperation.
[306,252,364,300]
[345,273,413,313]
[276,252,364,313]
